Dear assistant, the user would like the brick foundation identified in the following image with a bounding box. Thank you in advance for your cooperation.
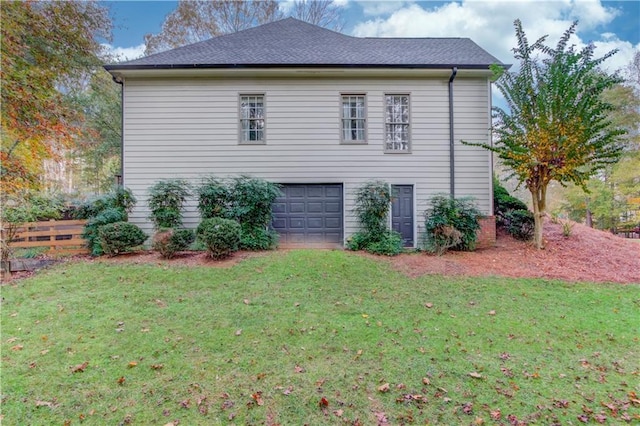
[476,216,496,249]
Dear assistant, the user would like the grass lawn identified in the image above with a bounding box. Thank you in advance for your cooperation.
[1,250,639,425]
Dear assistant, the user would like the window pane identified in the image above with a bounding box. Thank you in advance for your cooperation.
[240,95,264,142]
[341,95,366,141]
[385,95,409,151]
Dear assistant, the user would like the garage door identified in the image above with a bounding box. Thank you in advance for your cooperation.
[272,184,343,247]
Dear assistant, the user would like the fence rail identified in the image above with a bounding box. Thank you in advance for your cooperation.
[2,219,88,255]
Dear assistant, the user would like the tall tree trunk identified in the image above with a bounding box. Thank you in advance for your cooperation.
[529,183,547,249]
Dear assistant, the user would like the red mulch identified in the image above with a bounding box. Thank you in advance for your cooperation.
[3,219,639,284]
[388,218,640,284]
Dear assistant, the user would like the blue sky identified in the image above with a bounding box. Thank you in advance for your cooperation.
[103,0,639,71]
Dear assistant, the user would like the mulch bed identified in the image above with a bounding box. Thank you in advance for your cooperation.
[4,219,639,284]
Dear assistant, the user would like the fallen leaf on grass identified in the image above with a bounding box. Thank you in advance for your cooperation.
[294,365,305,373]
[282,386,294,395]
[424,303,433,308]
[488,310,496,316]
[468,372,483,379]
[10,345,23,351]
[151,364,164,370]
[490,409,501,420]
[35,400,58,408]
[462,402,473,414]
[117,376,126,385]
[577,414,589,422]
[334,409,344,417]
[71,362,88,373]
[243,299,250,305]
[377,383,390,393]
[128,361,137,368]
[319,396,329,407]
[251,392,264,406]
[6,337,18,343]
[235,329,242,336]
[422,377,430,385]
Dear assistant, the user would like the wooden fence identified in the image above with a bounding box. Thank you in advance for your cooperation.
[2,219,88,255]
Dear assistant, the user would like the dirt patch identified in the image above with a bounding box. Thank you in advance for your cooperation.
[388,219,640,284]
[3,219,639,284]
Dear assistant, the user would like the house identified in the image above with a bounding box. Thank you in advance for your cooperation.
[105,18,505,248]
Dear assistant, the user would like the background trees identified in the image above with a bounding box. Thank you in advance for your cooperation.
[0,1,112,197]
[471,20,626,248]
[560,52,640,230]
[144,0,345,55]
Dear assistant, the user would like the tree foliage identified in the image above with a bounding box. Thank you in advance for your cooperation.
[144,0,282,55]
[466,20,626,248]
[0,1,112,196]
[71,67,122,193]
[144,0,346,55]
[290,0,345,31]
[560,54,640,230]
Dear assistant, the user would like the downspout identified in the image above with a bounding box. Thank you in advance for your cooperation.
[112,74,124,188]
[448,67,458,198]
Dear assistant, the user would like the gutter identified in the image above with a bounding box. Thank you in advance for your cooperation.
[448,67,458,198]
[112,75,124,188]
[104,63,497,72]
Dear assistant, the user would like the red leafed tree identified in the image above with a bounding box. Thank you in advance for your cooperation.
[0,1,111,196]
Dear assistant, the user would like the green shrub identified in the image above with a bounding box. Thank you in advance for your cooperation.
[423,194,481,255]
[74,187,136,220]
[366,231,404,256]
[82,208,128,256]
[197,177,230,220]
[504,209,535,241]
[353,181,393,236]
[347,181,404,256]
[562,221,574,238]
[0,192,64,272]
[346,231,373,251]
[152,228,195,259]
[148,179,191,229]
[196,218,241,260]
[493,177,528,225]
[239,225,278,250]
[197,175,280,250]
[228,176,280,250]
[98,222,147,256]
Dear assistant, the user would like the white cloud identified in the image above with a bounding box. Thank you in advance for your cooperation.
[102,43,145,62]
[355,0,414,16]
[351,0,629,70]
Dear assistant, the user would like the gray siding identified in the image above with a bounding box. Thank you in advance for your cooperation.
[122,76,491,245]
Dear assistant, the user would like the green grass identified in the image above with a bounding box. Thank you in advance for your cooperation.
[1,250,639,425]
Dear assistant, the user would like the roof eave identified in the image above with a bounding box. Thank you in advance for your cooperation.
[104,62,505,72]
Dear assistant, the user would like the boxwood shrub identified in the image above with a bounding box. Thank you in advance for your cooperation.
[196,217,241,260]
[98,221,147,256]
[152,228,195,259]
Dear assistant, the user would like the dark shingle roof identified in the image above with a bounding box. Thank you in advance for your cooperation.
[106,18,503,70]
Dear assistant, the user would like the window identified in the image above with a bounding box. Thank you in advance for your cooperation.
[341,95,366,143]
[384,94,410,152]
[239,95,265,143]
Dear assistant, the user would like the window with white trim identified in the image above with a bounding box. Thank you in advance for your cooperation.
[384,94,410,152]
[239,95,265,143]
[341,95,366,143]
